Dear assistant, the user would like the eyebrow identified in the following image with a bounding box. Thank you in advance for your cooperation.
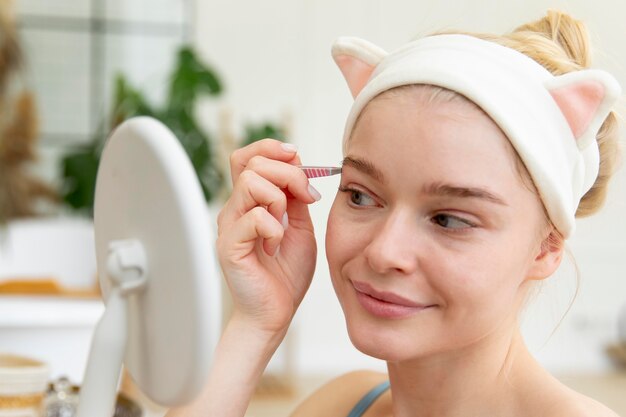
[342,156,387,184]
[423,182,508,206]
[342,156,507,206]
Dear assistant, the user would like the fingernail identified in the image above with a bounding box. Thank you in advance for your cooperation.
[308,184,322,201]
[281,143,298,153]
[281,212,289,230]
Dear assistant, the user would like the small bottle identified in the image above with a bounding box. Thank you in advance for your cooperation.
[43,377,79,417]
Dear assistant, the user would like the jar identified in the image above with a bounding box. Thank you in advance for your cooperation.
[43,377,78,417]
[0,354,49,417]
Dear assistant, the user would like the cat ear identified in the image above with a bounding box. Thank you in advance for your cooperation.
[332,37,387,98]
[546,69,621,150]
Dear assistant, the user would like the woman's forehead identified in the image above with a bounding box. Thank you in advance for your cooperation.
[350,91,514,162]
[345,94,530,197]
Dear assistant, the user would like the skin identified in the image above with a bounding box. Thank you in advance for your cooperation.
[165,89,618,417]
[295,89,617,417]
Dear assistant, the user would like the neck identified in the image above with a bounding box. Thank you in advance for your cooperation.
[387,322,543,417]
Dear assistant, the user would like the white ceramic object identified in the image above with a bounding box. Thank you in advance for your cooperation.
[0,297,103,383]
[0,217,97,289]
[0,354,50,417]
[76,117,221,417]
[0,217,100,385]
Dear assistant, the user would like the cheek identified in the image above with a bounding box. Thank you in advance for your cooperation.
[325,200,350,306]
[325,197,371,296]
[325,198,348,276]
[437,242,533,321]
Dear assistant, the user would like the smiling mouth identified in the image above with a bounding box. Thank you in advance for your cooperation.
[351,280,436,319]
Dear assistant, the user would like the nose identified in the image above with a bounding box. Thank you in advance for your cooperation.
[363,210,419,275]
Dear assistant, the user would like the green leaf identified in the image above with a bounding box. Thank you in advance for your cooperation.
[111,74,156,124]
[167,47,223,113]
[60,148,100,213]
[241,122,287,147]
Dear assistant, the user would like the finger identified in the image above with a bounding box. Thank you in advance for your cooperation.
[230,139,298,184]
[218,170,288,233]
[217,206,284,259]
[244,156,320,204]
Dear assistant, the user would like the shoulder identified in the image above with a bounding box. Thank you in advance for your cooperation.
[289,370,390,417]
[540,387,620,417]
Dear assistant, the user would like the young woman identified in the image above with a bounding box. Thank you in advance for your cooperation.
[167,10,622,417]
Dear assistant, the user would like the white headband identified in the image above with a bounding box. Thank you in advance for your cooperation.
[332,34,621,238]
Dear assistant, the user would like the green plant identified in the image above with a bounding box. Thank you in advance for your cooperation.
[61,46,289,215]
[241,122,286,147]
[61,46,224,214]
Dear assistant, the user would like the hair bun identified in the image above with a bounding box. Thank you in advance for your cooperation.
[513,9,591,69]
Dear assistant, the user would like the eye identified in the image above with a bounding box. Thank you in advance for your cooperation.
[432,213,474,230]
[338,186,377,207]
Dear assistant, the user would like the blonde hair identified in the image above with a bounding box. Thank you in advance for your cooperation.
[361,10,621,243]
[442,10,622,219]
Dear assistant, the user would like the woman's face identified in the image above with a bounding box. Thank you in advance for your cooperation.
[325,89,551,362]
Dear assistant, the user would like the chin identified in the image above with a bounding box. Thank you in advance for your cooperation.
[344,316,434,363]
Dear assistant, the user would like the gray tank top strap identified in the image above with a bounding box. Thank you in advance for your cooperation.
[346,380,390,417]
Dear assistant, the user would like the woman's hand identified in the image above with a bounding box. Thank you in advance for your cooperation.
[166,141,317,417]
[216,139,319,334]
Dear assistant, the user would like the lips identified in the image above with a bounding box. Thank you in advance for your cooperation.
[351,280,426,307]
[351,280,434,319]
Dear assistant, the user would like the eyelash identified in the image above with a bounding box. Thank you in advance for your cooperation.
[431,213,476,233]
[338,185,378,207]
[337,185,476,233]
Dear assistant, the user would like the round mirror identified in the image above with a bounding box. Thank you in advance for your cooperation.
[77,117,220,416]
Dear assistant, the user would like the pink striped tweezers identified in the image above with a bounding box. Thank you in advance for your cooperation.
[299,166,342,178]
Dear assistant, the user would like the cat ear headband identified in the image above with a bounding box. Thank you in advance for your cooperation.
[332,34,621,238]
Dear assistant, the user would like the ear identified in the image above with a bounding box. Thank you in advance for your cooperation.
[545,69,621,151]
[526,229,564,281]
[332,37,387,98]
